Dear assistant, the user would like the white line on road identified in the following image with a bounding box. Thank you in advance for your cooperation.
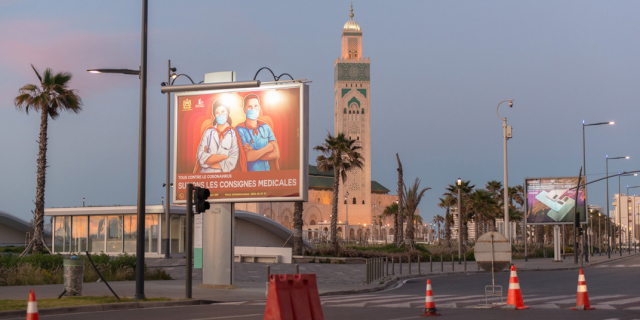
[187,314,263,320]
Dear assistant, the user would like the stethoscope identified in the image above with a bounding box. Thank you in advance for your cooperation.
[244,120,268,144]
[207,127,232,152]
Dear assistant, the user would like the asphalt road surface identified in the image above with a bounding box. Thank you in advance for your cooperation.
[17,255,640,320]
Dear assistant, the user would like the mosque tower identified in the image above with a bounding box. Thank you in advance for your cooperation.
[335,4,372,230]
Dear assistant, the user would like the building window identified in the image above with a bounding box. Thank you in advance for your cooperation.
[357,136,359,140]
[357,110,360,114]
[362,108,365,114]
[353,197,356,204]
[88,215,105,252]
[344,200,347,204]
[343,108,346,114]
[362,200,365,204]
[107,215,123,253]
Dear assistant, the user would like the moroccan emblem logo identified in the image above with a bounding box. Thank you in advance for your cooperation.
[179,193,185,200]
[182,98,192,111]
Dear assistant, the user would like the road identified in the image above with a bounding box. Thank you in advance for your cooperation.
[18,255,640,320]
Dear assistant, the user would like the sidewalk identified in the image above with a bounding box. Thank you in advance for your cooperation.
[1,252,636,303]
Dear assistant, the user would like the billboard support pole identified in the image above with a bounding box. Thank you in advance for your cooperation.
[524,184,528,262]
[186,183,193,299]
[574,167,583,265]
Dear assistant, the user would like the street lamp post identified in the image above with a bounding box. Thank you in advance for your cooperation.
[606,155,629,258]
[87,0,148,299]
[496,99,514,262]
[598,212,602,256]
[457,178,462,264]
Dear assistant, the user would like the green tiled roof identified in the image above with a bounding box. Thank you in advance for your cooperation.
[308,165,390,194]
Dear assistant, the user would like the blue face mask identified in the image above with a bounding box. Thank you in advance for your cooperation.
[246,109,259,120]
[215,114,228,125]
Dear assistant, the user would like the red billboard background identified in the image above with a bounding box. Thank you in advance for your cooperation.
[174,85,303,202]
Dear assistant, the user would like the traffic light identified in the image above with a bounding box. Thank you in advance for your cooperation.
[577,227,584,237]
[193,187,211,214]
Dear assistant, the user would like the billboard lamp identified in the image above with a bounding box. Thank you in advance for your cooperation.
[160,81,260,93]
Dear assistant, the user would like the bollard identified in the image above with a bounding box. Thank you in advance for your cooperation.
[385,257,388,277]
[295,264,299,274]
[464,254,467,271]
[440,255,443,272]
[452,254,454,271]
[429,255,432,273]
[265,265,270,298]
[366,259,370,284]
[400,256,403,275]
[408,255,412,274]
[418,255,421,275]
[392,257,395,276]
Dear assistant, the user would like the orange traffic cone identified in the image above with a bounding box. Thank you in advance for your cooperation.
[26,289,39,320]
[571,268,594,310]
[421,279,440,316]
[506,265,529,309]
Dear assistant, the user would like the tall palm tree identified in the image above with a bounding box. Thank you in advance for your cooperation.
[486,180,503,199]
[293,201,304,255]
[15,65,82,253]
[402,178,431,250]
[383,202,399,243]
[314,133,363,253]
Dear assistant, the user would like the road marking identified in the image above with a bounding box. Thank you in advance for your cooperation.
[553,295,624,304]
[188,314,263,320]
[602,296,640,305]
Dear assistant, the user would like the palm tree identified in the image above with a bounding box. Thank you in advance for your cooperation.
[15,65,82,254]
[438,196,456,246]
[469,189,499,239]
[445,180,475,244]
[314,133,363,253]
[402,178,431,250]
[434,215,444,242]
[293,201,304,255]
[383,202,400,243]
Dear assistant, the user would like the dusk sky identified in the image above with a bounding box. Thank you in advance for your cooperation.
[1,0,639,225]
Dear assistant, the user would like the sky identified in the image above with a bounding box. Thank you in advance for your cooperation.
[1,0,639,226]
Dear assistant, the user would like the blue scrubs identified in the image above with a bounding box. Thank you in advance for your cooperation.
[237,122,277,171]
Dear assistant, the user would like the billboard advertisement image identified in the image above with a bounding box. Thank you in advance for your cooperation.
[173,83,308,203]
[525,177,586,224]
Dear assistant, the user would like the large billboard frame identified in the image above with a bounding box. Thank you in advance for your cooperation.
[172,82,309,204]
[524,176,588,225]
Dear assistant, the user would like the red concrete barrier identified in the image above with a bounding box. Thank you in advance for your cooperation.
[264,274,324,320]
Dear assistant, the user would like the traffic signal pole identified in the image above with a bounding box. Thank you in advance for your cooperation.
[574,168,583,265]
[186,183,193,299]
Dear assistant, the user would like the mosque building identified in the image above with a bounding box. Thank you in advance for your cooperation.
[236,6,411,241]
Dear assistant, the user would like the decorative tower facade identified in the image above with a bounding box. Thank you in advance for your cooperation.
[335,5,372,230]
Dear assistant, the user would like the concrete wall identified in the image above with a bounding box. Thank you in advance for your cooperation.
[235,219,293,248]
[0,223,27,246]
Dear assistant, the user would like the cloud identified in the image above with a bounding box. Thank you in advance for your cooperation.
[0,18,140,105]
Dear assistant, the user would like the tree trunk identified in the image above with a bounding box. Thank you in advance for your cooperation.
[535,225,544,248]
[444,211,452,247]
[405,210,414,250]
[330,168,340,253]
[33,106,49,254]
[293,201,304,255]
[396,154,404,246]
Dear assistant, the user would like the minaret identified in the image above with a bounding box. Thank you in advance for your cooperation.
[335,4,371,231]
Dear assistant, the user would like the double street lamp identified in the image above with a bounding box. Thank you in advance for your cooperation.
[582,120,614,262]
[606,155,629,258]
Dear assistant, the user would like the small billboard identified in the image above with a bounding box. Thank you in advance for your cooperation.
[173,83,309,203]
[525,177,586,225]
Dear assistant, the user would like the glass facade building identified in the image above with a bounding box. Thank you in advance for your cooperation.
[46,206,186,256]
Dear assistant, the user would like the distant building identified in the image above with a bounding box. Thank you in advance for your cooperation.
[612,194,639,243]
[0,210,51,247]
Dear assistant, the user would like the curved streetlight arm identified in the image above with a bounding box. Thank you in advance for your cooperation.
[171,74,196,85]
[254,67,295,82]
[87,68,140,75]
[496,99,514,121]
[570,170,640,190]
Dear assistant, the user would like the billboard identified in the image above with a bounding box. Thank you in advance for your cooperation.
[525,177,586,225]
[173,83,308,203]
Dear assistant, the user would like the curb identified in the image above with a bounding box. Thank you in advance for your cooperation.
[0,299,209,319]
